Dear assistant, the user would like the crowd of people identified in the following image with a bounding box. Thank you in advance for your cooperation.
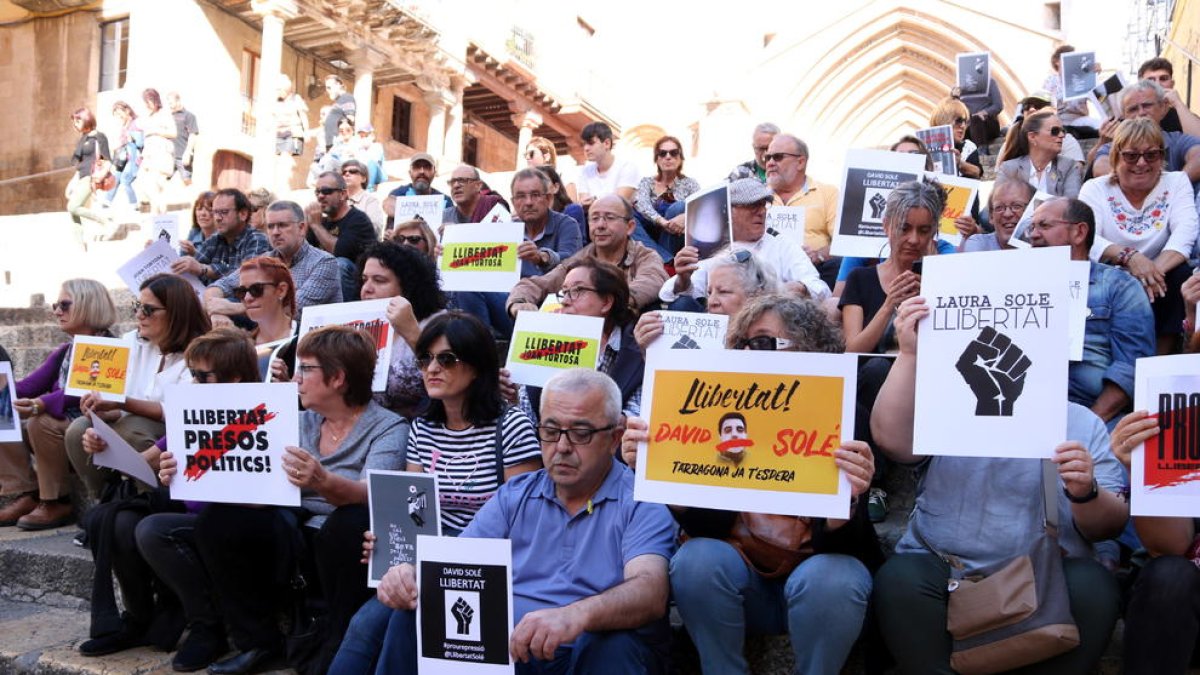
[13,48,1200,675]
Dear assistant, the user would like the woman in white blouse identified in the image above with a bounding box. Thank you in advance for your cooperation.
[1079,117,1199,353]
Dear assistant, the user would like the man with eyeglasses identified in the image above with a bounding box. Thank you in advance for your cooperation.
[306,171,379,301]
[321,75,356,152]
[727,122,779,183]
[1137,57,1200,137]
[442,164,509,224]
[371,368,675,674]
[660,178,829,308]
[1091,79,1200,186]
[382,152,452,224]
[576,122,638,208]
[456,168,581,337]
[506,194,667,316]
[203,200,342,325]
[170,188,269,284]
[962,177,1036,252]
[765,133,841,289]
[1026,197,1153,424]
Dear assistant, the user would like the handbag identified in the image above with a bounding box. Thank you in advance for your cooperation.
[925,460,1080,675]
[725,512,813,579]
[112,144,129,172]
[91,159,116,192]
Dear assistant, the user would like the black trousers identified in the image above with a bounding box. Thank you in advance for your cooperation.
[1124,555,1200,674]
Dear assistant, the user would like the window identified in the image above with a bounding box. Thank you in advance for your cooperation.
[240,49,260,100]
[391,95,412,145]
[98,18,129,92]
[463,133,478,166]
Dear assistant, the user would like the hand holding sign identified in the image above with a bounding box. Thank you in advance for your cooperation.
[1052,440,1096,500]
[282,446,327,490]
[379,562,419,610]
[1110,409,1158,470]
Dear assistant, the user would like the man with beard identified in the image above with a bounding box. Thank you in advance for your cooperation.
[383,153,451,225]
[307,171,378,300]
[961,177,1036,252]
[766,133,840,289]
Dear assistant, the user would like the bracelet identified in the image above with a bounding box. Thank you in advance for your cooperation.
[1115,247,1138,267]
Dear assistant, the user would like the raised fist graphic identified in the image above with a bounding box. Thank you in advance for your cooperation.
[868,192,887,219]
[451,596,474,635]
[955,327,1032,417]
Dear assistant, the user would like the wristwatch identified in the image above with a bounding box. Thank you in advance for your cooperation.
[1064,478,1099,504]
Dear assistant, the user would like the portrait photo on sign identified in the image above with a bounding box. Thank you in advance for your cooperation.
[685,183,731,260]
[956,51,991,97]
[0,362,18,442]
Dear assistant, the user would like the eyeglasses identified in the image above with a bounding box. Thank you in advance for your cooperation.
[733,335,795,351]
[992,202,1028,215]
[415,351,462,370]
[1046,126,1066,137]
[448,177,478,186]
[295,364,324,381]
[513,191,547,201]
[132,301,166,319]
[763,152,802,163]
[953,117,968,126]
[231,282,278,298]
[536,424,617,445]
[1119,148,1165,165]
[210,208,233,217]
[587,213,628,225]
[190,369,218,383]
[559,286,598,302]
[1029,218,1077,232]
[315,187,344,196]
[52,300,73,313]
[656,148,681,159]
[395,234,425,245]
[1124,101,1159,115]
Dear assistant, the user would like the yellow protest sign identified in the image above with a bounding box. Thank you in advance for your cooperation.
[64,335,134,402]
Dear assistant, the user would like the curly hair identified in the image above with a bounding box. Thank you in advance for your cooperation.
[726,294,845,354]
[357,241,446,320]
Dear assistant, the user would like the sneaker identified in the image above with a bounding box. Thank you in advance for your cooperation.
[867,488,888,524]
[171,622,226,672]
[0,493,38,526]
[16,500,74,531]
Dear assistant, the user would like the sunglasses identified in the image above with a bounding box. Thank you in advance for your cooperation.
[953,117,968,126]
[341,169,361,175]
[315,187,343,196]
[52,300,73,313]
[763,152,802,163]
[733,335,795,351]
[395,234,425,245]
[132,301,166,319]
[415,351,462,370]
[190,369,218,383]
[1119,148,1165,165]
[656,148,681,159]
[525,149,541,159]
[231,282,278,298]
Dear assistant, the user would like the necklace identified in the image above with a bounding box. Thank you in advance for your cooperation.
[324,410,362,443]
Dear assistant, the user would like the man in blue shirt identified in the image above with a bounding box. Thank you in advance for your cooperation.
[333,369,675,674]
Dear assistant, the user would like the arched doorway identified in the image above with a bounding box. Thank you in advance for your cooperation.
[210,150,253,191]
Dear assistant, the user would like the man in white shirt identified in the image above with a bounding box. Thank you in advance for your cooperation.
[659,178,830,308]
[576,122,638,207]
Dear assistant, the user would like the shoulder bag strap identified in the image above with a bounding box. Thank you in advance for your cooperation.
[494,405,510,485]
[1041,458,1060,538]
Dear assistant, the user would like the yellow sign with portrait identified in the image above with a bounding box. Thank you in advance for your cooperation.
[64,335,134,402]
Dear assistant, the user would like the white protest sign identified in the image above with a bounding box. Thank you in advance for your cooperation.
[480,203,511,223]
[1008,190,1056,249]
[538,293,561,313]
[417,535,513,673]
[116,239,205,295]
[505,312,603,388]
[914,247,1070,458]
[929,172,980,248]
[685,183,732,260]
[393,195,446,229]
[149,212,185,252]
[0,362,19,443]
[1131,355,1200,516]
[956,52,991,98]
[298,299,394,392]
[368,470,440,588]
[766,206,806,249]
[647,311,729,351]
[1068,261,1089,361]
[164,382,300,507]
[636,348,856,518]
[829,150,925,258]
[1061,51,1098,102]
[438,222,523,292]
[88,412,158,487]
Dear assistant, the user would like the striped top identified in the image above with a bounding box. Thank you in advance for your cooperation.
[406,406,541,531]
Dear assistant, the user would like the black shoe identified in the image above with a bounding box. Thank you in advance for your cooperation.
[73,528,88,547]
[206,646,278,675]
[79,627,147,656]
[172,623,227,672]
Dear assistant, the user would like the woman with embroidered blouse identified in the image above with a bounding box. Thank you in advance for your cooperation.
[1079,118,1199,353]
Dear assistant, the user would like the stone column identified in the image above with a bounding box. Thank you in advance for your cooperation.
[442,83,465,165]
[424,91,448,161]
[349,48,383,130]
[250,0,297,189]
[510,107,543,170]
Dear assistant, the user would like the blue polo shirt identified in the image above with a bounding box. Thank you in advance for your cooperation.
[461,458,675,623]
[520,210,583,277]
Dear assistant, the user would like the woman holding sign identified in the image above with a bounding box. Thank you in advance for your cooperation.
[194,326,408,675]
[621,295,882,675]
[0,279,117,529]
[1079,118,1199,354]
[65,274,210,502]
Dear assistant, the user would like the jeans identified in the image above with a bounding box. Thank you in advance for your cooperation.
[337,256,361,302]
[1124,555,1200,674]
[135,512,221,628]
[670,538,871,675]
[454,291,514,338]
[874,552,1119,675]
[632,202,684,263]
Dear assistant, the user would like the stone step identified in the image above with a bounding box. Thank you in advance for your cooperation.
[0,527,92,611]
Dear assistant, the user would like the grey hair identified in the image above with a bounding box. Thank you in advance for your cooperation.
[707,251,779,298]
[267,199,306,223]
[317,171,348,190]
[454,164,481,180]
[987,176,1035,214]
[1123,78,1166,104]
[542,369,623,425]
[726,294,845,353]
[885,180,947,232]
[754,122,781,136]
[773,133,809,158]
[511,167,551,193]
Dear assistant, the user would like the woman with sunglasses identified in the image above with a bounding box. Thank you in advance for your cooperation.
[633,250,779,352]
[180,191,216,256]
[634,136,700,256]
[329,311,540,674]
[524,136,578,201]
[997,109,1083,198]
[64,274,210,502]
[928,97,982,179]
[341,159,387,235]
[620,294,881,675]
[71,329,260,666]
[385,218,438,262]
[1080,118,1199,354]
[0,279,117,529]
[357,241,448,419]
[194,325,409,674]
[233,256,297,379]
